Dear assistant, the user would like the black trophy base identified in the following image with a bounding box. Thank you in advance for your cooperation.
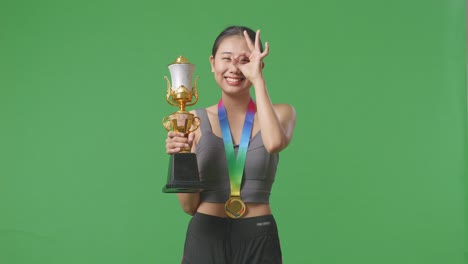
[163,152,203,193]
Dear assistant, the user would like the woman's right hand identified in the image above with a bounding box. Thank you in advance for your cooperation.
[165,131,195,154]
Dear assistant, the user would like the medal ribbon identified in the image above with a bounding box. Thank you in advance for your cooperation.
[218,98,256,197]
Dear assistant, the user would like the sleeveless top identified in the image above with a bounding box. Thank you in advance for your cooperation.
[195,108,279,204]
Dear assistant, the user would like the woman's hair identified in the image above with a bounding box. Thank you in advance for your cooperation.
[211,25,263,57]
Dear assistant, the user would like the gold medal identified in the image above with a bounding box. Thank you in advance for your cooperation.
[224,196,246,219]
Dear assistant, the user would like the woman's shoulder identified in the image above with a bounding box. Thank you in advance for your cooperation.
[273,103,296,119]
[190,105,217,116]
[194,105,218,120]
[273,103,295,110]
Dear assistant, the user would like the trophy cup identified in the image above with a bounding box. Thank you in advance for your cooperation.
[162,55,203,193]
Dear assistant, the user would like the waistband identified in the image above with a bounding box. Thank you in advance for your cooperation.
[190,212,278,241]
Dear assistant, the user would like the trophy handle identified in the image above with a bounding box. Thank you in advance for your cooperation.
[188,116,200,133]
[164,76,178,107]
[162,116,172,131]
[185,76,199,106]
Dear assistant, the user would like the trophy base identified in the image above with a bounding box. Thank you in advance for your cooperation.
[163,152,203,193]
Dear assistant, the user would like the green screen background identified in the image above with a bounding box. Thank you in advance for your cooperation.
[1,0,466,263]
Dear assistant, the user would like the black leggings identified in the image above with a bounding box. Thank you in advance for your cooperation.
[181,212,282,264]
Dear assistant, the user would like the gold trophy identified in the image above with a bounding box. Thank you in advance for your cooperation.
[162,56,203,193]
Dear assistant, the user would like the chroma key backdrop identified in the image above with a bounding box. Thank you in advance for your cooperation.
[0,0,466,263]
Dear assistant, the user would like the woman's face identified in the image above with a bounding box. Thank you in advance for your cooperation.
[210,35,252,96]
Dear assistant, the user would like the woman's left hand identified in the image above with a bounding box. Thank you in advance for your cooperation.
[236,29,269,84]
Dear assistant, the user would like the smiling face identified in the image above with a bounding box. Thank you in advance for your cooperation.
[210,35,252,96]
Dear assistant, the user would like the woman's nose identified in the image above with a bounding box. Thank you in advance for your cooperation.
[228,59,241,72]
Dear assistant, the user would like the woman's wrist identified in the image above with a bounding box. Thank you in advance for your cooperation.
[251,77,266,89]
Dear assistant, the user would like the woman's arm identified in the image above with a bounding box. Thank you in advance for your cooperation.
[253,80,296,153]
[176,193,200,215]
[237,30,296,153]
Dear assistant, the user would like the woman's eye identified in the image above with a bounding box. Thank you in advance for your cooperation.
[239,56,249,64]
[222,57,231,61]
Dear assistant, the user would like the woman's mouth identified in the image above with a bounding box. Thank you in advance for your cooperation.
[225,76,244,85]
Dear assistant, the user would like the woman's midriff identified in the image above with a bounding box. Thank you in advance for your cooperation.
[197,202,272,218]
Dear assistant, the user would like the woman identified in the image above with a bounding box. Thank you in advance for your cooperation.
[166,25,296,264]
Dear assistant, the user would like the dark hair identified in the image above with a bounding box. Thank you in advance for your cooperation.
[211,25,263,57]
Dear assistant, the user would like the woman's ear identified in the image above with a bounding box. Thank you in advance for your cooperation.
[209,55,215,72]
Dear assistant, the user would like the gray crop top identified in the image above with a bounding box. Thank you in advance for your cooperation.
[195,108,279,204]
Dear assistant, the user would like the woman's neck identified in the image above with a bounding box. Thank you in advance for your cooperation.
[220,92,252,114]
